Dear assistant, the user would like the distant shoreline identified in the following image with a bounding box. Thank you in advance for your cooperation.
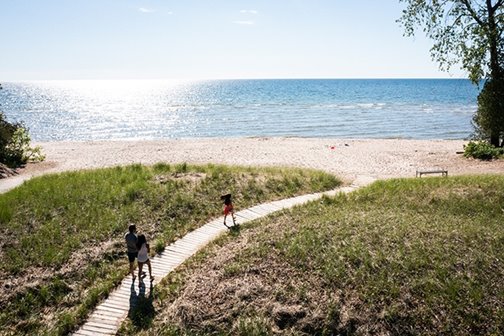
[3,78,473,82]
[1,137,502,193]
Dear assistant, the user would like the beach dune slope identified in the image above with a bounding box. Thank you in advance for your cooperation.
[2,138,503,191]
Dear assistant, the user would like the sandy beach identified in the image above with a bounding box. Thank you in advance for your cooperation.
[1,137,503,192]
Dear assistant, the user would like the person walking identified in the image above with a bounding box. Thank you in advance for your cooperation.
[221,193,237,228]
[136,234,154,282]
[125,224,138,279]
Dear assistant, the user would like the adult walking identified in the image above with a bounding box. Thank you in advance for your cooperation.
[136,234,154,282]
[125,224,138,279]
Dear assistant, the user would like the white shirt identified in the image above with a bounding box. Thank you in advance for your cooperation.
[137,243,149,263]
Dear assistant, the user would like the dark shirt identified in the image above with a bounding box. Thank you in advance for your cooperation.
[125,232,138,253]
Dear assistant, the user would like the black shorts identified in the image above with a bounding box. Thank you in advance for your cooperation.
[127,251,138,263]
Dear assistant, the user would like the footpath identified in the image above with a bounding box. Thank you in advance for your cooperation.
[72,181,371,336]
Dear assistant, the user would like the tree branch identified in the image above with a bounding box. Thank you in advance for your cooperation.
[460,0,485,25]
[487,0,504,14]
[493,0,504,10]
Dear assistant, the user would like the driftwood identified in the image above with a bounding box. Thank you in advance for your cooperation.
[0,163,17,179]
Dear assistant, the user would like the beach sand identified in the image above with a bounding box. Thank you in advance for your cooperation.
[1,138,503,192]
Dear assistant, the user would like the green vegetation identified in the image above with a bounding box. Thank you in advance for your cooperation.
[398,0,504,146]
[0,163,339,335]
[134,175,504,335]
[473,78,504,146]
[463,140,503,160]
[0,111,45,167]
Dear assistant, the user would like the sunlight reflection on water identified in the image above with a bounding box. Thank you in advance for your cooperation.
[0,79,479,141]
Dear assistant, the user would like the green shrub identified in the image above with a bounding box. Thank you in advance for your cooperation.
[463,140,503,160]
[0,112,45,167]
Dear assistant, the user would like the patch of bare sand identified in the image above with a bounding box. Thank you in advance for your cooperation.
[1,138,502,193]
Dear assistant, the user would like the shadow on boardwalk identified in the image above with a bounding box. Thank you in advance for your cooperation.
[128,281,155,330]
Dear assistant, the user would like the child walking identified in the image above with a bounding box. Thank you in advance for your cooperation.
[136,234,154,282]
[221,193,237,228]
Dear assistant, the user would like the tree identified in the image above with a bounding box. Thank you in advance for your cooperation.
[0,111,24,166]
[398,0,504,146]
[0,84,45,168]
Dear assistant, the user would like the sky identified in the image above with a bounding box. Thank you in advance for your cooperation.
[0,0,467,80]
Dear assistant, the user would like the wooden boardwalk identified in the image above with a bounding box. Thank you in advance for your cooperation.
[73,185,359,336]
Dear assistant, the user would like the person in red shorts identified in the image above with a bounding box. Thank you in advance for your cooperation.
[221,193,237,228]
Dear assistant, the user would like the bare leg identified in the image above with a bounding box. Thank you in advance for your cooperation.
[223,214,229,228]
[130,261,136,279]
[138,262,144,280]
[147,260,154,280]
[231,211,237,225]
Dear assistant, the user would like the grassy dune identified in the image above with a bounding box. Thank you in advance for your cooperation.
[0,163,340,335]
[123,175,504,336]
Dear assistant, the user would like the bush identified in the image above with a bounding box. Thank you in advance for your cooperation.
[463,140,503,160]
[0,112,45,167]
[472,79,504,146]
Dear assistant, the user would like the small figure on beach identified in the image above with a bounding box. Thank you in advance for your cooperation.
[221,193,237,228]
[125,224,138,279]
[136,234,154,282]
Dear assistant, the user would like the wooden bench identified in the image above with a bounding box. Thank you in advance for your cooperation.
[416,168,448,177]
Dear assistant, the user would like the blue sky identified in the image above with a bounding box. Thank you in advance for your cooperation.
[0,0,466,80]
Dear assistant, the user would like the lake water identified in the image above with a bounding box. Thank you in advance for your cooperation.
[0,79,480,141]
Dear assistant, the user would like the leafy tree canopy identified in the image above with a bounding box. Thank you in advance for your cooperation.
[398,0,504,83]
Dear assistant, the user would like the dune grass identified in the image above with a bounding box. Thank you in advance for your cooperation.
[128,175,504,335]
[0,163,340,335]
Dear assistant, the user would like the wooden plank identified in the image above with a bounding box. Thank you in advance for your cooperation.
[154,255,182,263]
[180,238,205,247]
[270,199,287,210]
[261,203,283,211]
[186,231,213,240]
[89,313,122,322]
[234,213,251,222]
[105,297,133,307]
[108,292,131,300]
[101,302,128,311]
[151,266,171,273]
[204,220,223,227]
[173,240,198,250]
[276,198,298,207]
[116,286,134,295]
[81,324,115,335]
[85,321,118,331]
[155,252,186,260]
[166,243,195,252]
[151,263,176,271]
[151,263,177,271]
[105,297,131,306]
[155,256,184,265]
[155,255,184,263]
[95,303,127,313]
[248,207,272,216]
[95,305,126,315]
[87,319,120,328]
[163,247,191,256]
[184,232,206,241]
[154,260,183,268]
[237,209,262,219]
[74,329,102,336]
[163,249,192,258]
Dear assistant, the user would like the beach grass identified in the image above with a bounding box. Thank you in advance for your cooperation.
[0,163,340,335]
[126,175,504,335]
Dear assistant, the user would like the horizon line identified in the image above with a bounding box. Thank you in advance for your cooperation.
[2,76,470,82]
